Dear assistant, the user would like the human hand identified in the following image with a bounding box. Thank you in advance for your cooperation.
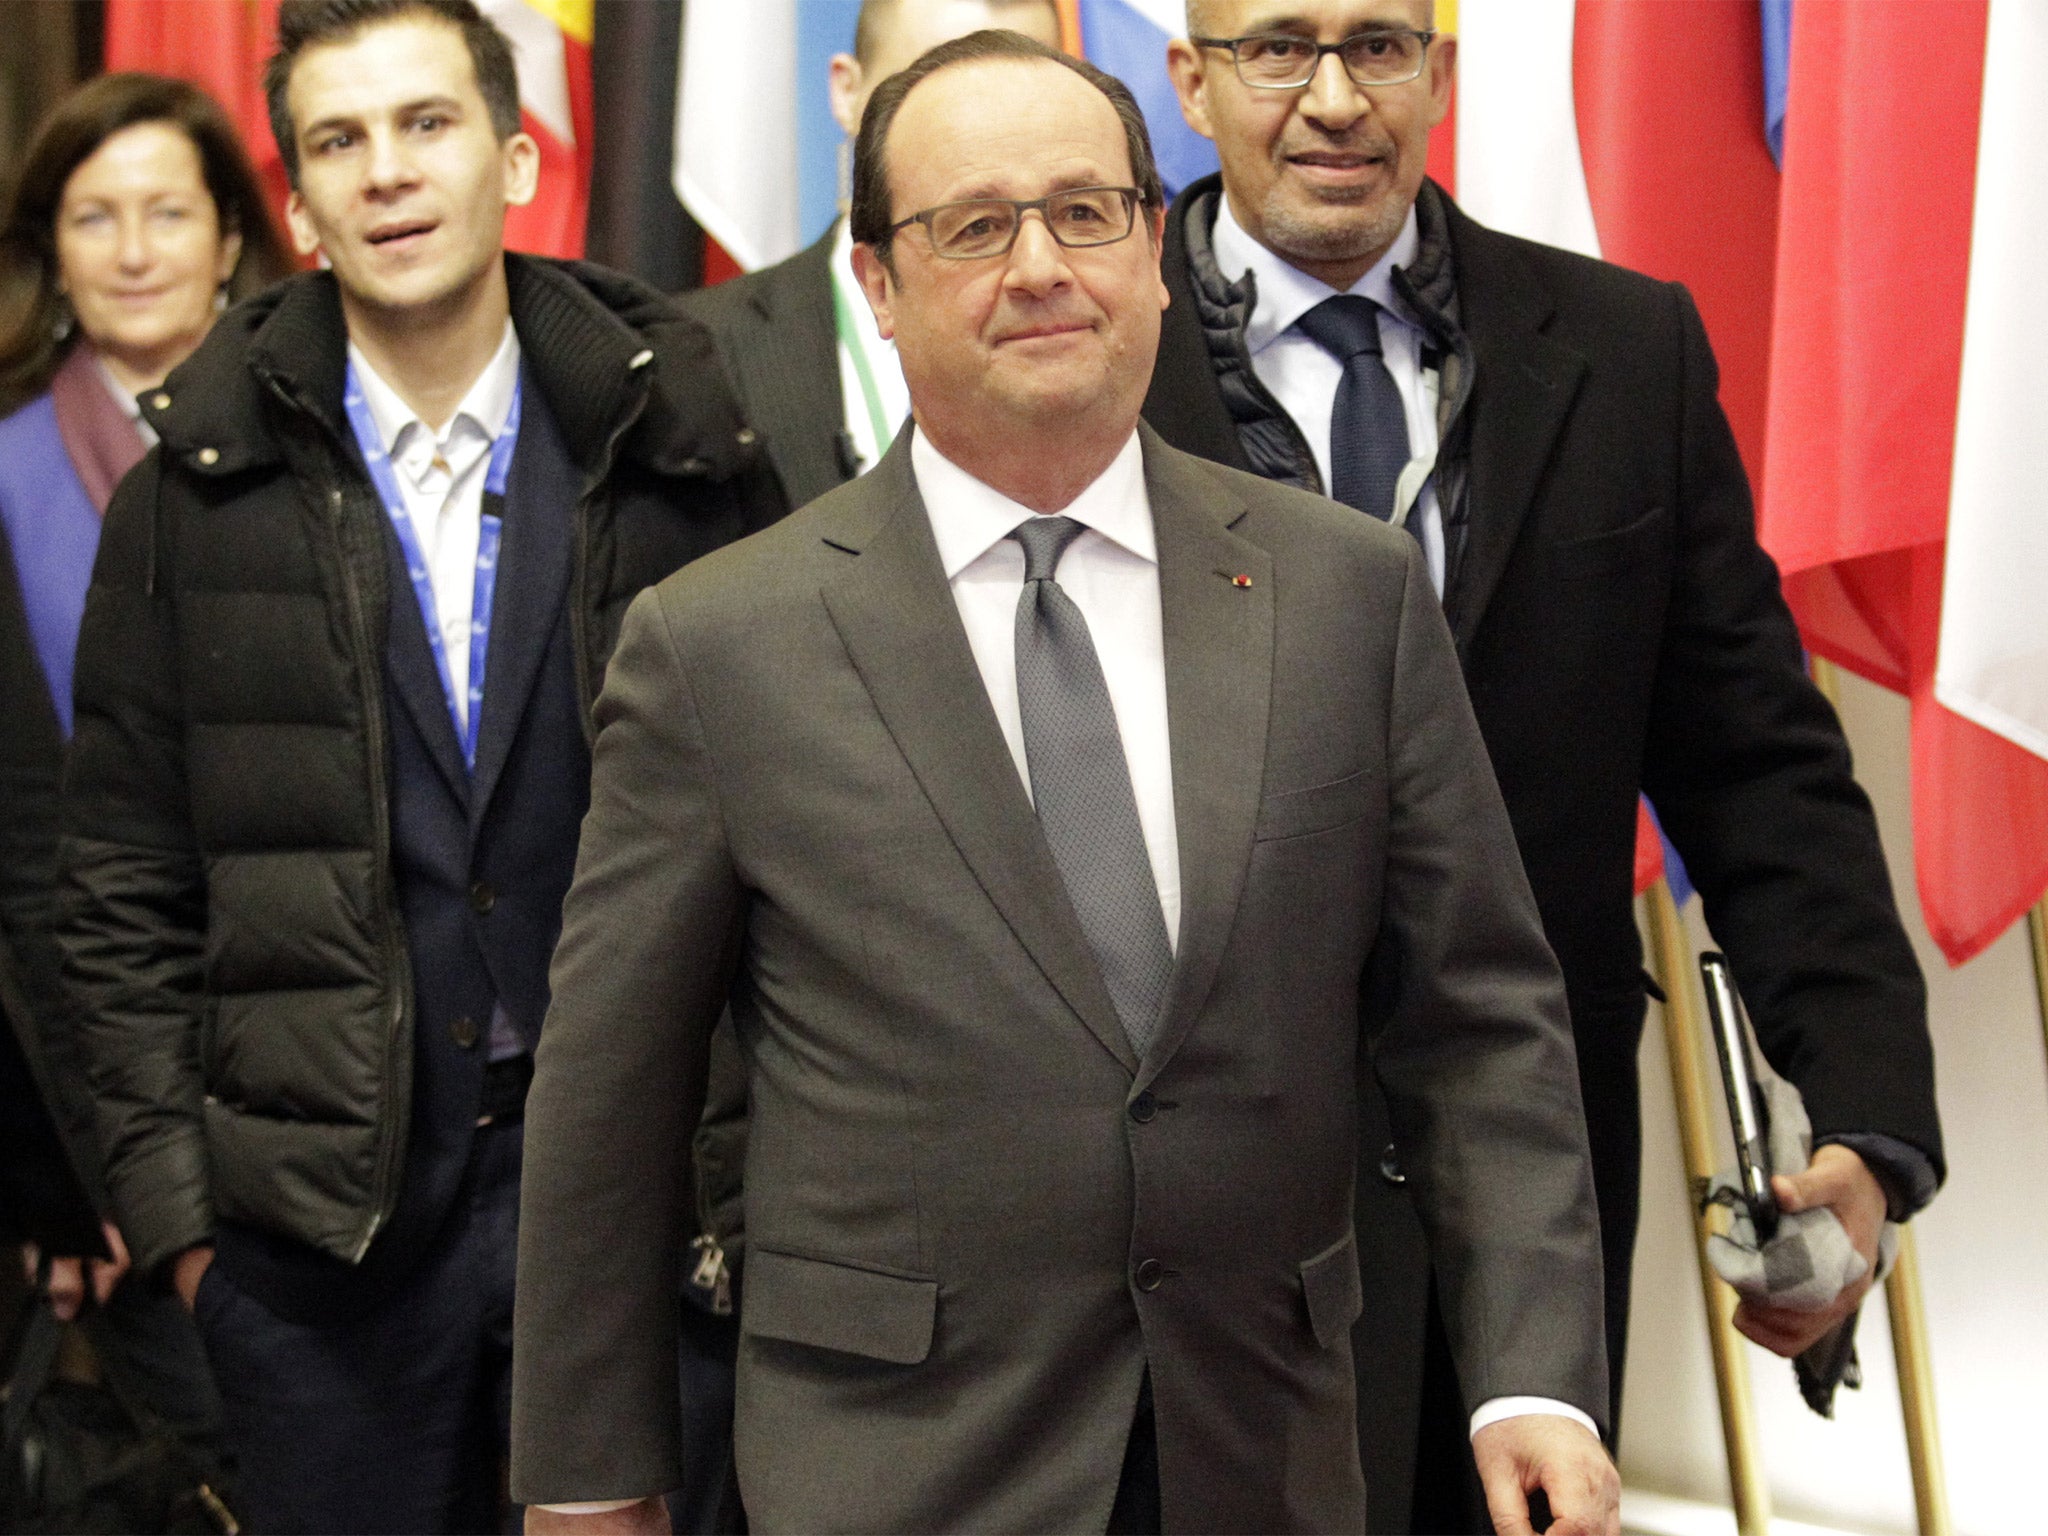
[1473,1413,1619,1536]
[23,1220,132,1322]
[170,1244,215,1312]
[1733,1143,1886,1356]
[525,1496,671,1534]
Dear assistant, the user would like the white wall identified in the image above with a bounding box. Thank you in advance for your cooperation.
[1619,672,2048,1535]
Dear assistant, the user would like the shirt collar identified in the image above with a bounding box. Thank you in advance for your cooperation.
[347,319,521,453]
[912,427,1154,579]
[1209,195,1421,356]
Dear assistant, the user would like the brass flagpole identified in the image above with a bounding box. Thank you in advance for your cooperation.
[1643,877,1772,1536]
[1809,658,1951,1536]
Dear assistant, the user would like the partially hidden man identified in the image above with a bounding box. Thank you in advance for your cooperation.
[1145,3,1945,1530]
[514,30,1618,1536]
[57,2,777,1529]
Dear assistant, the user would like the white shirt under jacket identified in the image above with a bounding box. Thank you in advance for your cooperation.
[1208,197,1448,595]
[347,321,521,740]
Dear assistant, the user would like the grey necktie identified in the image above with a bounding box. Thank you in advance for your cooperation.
[1010,516,1174,1054]
[1294,295,1410,523]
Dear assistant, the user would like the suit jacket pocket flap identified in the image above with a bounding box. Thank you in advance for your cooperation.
[1299,1230,1363,1351]
[742,1246,938,1365]
[1255,770,1370,842]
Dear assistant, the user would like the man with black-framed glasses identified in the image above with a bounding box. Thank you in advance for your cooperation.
[514,24,1615,1536]
[1145,3,1943,1532]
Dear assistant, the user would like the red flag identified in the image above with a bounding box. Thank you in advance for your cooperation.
[1758,0,2048,964]
[105,0,292,240]
[1572,0,1780,486]
[108,0,590,261]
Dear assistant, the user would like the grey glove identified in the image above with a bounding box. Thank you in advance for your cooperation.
[1706,1070,1897,1307]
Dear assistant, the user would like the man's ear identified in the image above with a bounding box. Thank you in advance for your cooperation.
[502,131,541,208]
[1166,37,1217,142]
[850,241,897,340]
[1147,206,1170,313]
[285,190,322,259]
[1424,34,1456,129]
[827,53,865,138]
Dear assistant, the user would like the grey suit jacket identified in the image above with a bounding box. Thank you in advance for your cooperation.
[510,425,1604,1533]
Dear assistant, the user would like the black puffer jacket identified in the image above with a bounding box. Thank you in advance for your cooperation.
[59,257,779,1276]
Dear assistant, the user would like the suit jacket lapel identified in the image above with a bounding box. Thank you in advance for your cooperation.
[379,514,471,806]
[819,435,1137,1072]
[470,368,577,825]
[1135,429,1272,1085]
[1442,217,1588,648]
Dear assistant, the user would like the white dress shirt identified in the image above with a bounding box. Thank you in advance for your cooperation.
[913,428,1180,950]
[347,321,522,738]
[1209,197,1447,595]
[833,219,913,474]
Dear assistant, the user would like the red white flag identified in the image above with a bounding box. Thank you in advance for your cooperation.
[1759,0,2048,964]
[1937,0,2048,768]
[476,0,592,258]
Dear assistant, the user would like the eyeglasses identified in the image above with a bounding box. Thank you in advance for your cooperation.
[886,186,1144,261]
[1191,29,1437,90]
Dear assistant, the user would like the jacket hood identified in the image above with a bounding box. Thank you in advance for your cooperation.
[142,254,758,485]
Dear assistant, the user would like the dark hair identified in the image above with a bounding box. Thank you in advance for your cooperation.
[263,0,522,185]
[0,72,296,413]
[849,30,1165,267]
[852,0,1061,68]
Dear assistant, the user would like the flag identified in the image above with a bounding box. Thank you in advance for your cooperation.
[1070,0,1218,198]
[1759,0,2048,964]
[1936,0,2048,767]
[108,0,591,260]
[105,0,290,232]
[674,0,802,274]
[481,0,594,259]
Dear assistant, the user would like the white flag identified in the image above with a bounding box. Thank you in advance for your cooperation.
[674,0,801,272]
[1937,0,2048,763]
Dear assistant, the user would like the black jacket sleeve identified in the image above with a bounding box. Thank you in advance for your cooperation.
[56,452,216,1276]
[1641,287,1943,1185]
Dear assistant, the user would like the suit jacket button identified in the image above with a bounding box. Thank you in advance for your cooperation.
[469,880,496,914]
[1379,1143,1407,1185]
[1128,1091,1157,1124]
[449,1015,480,1049]
[1134,1258,1165,1292]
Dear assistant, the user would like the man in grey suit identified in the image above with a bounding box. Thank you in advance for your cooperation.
[514,30,1618,1536]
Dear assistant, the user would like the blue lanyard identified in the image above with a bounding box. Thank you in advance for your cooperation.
[343,359,521,772]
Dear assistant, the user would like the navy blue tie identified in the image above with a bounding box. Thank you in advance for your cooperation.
[1294,295,1410,522]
